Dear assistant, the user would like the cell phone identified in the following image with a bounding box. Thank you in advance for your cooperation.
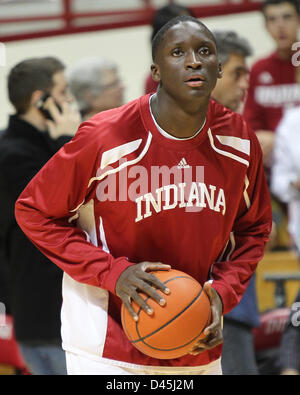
[35,92,62,121]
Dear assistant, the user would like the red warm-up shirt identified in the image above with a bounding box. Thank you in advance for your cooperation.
[15,94,272,368]
[243,51,300,133]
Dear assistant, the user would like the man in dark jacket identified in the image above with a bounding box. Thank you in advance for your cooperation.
[0,57,81,374]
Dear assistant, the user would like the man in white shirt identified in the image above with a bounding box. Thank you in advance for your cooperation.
[271,106,300,253]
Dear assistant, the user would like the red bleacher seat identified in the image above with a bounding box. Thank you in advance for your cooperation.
[0,314,30,374]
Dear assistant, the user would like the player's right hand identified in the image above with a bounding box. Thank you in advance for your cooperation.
[115,262,171,322]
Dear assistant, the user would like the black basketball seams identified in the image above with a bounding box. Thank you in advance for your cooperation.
[130,275,203,351]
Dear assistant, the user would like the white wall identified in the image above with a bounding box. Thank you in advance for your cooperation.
[0,11,274,129]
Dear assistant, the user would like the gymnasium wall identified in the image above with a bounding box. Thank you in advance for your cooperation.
[0,10,275,129]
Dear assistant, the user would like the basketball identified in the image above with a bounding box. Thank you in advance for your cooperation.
[121,269,211,359]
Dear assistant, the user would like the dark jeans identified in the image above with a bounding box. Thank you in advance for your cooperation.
[221,318,259,375]
[18,342,67,375]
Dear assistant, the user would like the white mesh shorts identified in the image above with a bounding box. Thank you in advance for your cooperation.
[65,351,222,375]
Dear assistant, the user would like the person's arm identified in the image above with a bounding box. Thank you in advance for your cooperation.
[210,130,272,316]
[271,118,300,203]
[255,130,275,168]
[15,121,169,312]
[189,128,272,355]
[243,68,275,166]
[14,123,132,292]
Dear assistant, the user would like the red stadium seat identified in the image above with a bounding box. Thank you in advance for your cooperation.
[253,308,290,351]
[0,315,30,374]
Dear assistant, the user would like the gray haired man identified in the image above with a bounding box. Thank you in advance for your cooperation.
[211,30,252,113]
[68,57,124,121]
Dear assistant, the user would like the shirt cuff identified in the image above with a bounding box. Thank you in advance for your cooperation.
[100,257,136,295]
[211,281,238,315]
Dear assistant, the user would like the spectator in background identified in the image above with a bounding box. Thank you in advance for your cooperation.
[144,3,192,94]
[211,30,252,114]
[243,0,300,250]
[210,30,261,375]
[271,106,300,255]
[68,57,124,121]
[271,105,300,376]
[244,0,300,168]
[0,57,81,375]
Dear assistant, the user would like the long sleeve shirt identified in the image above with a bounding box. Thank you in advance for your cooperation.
[15,95,272,368]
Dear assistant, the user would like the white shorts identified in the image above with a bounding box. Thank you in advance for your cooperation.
[65,352,222,375]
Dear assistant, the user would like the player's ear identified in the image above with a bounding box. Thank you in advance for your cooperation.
[217,63,223,79]
[151,63,161,82]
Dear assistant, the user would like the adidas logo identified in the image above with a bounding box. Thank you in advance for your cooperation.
[177,158,190,169]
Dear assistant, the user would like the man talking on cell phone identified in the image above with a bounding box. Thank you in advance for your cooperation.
[0,57,81,375]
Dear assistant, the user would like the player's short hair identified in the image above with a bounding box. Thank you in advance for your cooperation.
[8,57,65,114]
[67,57,118,116]
[151,15,216,61]
[213,30,253,65]
[261,0,300,15]
[150,3,193,42]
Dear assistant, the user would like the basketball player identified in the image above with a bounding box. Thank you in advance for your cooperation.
[15,16,272,375]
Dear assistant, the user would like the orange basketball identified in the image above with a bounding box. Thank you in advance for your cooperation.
[121,269,211,359]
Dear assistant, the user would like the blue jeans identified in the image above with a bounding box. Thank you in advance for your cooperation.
[18,342,67,375]
[221,318,259,375]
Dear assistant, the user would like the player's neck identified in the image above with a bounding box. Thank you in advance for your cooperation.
[151,92,208,139]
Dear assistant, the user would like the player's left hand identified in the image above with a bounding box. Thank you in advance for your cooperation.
[189,282,223,355]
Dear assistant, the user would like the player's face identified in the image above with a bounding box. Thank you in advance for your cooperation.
[151,21,221,103]
[264,2,300,51]
[212,53,249,112]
